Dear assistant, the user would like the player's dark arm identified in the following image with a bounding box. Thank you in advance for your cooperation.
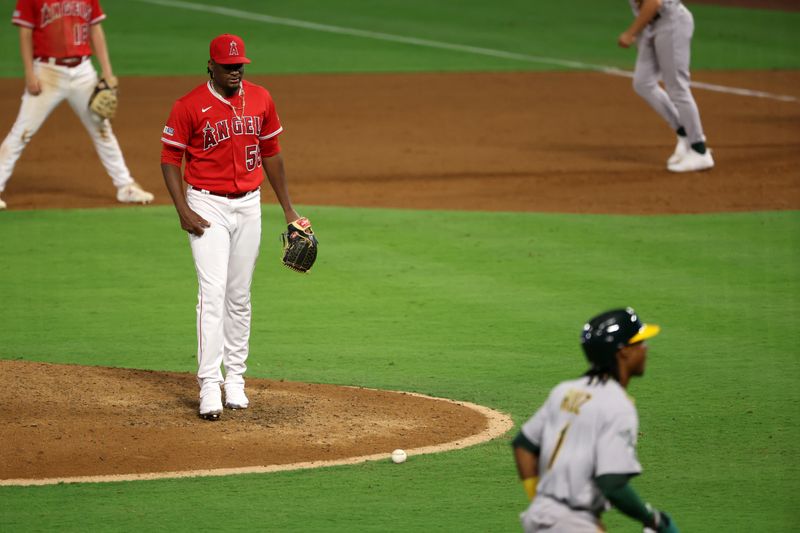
[161,162,210,236]
[512,431,540,500]
[595,474,676,531]
[263,153,300,224]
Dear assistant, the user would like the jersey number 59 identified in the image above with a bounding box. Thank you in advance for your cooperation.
[245,144,262,171]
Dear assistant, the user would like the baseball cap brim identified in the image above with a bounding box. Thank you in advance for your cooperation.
[215,56,251,65]
[628,323,660,344]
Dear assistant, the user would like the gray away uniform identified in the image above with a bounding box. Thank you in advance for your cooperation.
[629,0,706,145]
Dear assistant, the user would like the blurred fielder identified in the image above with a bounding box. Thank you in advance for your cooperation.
[0,0,154,209]
[618,0,714,173]
[512,308,679,532]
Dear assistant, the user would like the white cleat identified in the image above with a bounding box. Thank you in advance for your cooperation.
[667,136,690,166]
[224,384,249,410]
[667,148,714,173]
[199,383,223,420]
[117,182,154,204]
[0,195,6,210]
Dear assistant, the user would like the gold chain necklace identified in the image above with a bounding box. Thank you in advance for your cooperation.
[210,82,246,121]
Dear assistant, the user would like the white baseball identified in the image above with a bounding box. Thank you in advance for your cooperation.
[391,449,407,464]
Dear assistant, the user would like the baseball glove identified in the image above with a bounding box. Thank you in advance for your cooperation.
[280,217,318,273]
[88,78,118,120]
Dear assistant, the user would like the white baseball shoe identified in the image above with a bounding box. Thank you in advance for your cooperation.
[667,136,690,166]
[117,182,154,204]
[224,384,249,409]
[0,195,6,210]
[199,382,223,420]
[667,148,714,173]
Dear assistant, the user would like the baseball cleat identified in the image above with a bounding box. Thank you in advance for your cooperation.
[199,383,224,420]
[0,195,6,210]
[199,410,222,421]
[224,385,249,410]
[667,148,714,173]
[117,182,154,204]
[666,136,690,166]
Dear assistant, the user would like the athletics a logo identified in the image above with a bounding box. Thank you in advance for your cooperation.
[229,41,239,57]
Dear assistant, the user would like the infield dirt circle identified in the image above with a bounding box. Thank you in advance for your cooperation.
[0,68,798,484]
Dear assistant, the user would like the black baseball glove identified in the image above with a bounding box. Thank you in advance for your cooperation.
[281,217,318,273]
[88,78,118,120]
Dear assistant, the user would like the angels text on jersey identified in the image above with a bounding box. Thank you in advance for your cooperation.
[201,116,263,151]
[39,2,92,27]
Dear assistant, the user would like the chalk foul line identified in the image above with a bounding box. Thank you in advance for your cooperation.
[137,0,797,103]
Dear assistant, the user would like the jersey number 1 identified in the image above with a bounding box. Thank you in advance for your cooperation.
[546,423,571,471]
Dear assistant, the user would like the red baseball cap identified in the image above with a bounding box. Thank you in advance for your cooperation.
[209,34,251,64]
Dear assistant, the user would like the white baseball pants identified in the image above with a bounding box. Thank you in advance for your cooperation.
[186,187,262,391]
[0,59,134,193]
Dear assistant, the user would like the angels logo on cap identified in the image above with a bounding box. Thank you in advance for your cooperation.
[210,34,251,64]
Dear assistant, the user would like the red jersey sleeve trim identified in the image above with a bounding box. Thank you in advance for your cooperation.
[259,126,283,140]
[161,137,187,149]
[12,18,35,28]
[90,14,107,24]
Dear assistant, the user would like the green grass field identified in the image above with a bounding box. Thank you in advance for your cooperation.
[1,207,798,531]
[0,0,799,77]
[0,0,798,531]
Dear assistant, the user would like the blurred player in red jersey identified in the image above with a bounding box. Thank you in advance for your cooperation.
[0,0,153,209]
[160,34,309,420]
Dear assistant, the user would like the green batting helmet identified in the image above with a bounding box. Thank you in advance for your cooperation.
[580,307,660,370]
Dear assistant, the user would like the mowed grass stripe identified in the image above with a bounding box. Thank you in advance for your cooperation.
[1,0,799,77]
[0,205,797,530]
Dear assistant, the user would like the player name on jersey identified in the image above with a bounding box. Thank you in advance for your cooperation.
[40,1,93,27]
[202,116,262,151]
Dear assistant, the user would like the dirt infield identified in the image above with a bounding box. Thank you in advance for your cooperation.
[0,70,798,482]
[0,360,511,484]
[0,70,798,214]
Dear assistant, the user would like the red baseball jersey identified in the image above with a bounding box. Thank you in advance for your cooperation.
[160,80,283,194]
[12,0,105,58]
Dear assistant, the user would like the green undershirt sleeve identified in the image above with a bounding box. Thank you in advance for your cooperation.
[512,431,540,454]
[595,473,651,524]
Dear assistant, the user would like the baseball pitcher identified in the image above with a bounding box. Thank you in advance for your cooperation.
[160,34,310,420]
[512,308,679,532]
[0,0,154,210]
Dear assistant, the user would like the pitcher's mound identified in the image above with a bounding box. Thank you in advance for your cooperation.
[0,360,511,485]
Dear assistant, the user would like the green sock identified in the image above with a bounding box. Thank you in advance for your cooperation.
[676,126,687,137]
[691,141,707,154]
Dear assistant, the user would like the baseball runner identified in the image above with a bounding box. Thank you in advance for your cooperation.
[619,0,714,173]
[0,0,153,210]
[160,34,309,420]
[512,308,679,532]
